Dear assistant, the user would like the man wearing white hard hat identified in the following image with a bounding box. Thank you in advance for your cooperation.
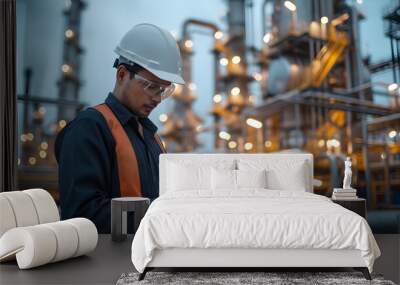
[55,23,184,233]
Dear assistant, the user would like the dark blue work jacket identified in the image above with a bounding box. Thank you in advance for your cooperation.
[55,93,163,233]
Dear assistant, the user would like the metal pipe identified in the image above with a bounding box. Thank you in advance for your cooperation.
[351,6,371,207]
[396,39,400,82]
[249,87,395,123]
[333,83,400,106]
[333,82,371,94]
[390,22,398,82]
[294,103,301,147]
[213,48,221,150]
[22,68,32,132]
[261,0,274,39]
[316,153,342,191]
[180,18,221,151]
[383,142,391,205]
[345,48,353,155]
[367,112,400,127]
[262,99,388,116]
[182,19,219,38]
[285,96,391,116]
[306,92,392,110]
[17,95,86,107]
[245,0,255,49]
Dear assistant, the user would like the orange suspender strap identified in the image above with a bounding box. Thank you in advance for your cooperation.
[94,104,141,197]
[154,133,167,153]
[94,104,166,197]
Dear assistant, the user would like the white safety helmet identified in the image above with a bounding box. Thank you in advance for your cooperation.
[114,23,185,85]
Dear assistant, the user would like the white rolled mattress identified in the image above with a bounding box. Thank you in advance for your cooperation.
[0,189,98,269]
[0,218,98,269]
[0,189,60,236]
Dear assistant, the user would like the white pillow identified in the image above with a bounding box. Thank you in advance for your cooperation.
[166,159,236,192]
[265,169,306,191]
[168,162,211,191]
[238,159,308,191]
[236,169,267,189]
[211,169,267,190]
[211,168,236,190]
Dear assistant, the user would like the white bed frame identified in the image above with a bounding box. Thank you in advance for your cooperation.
[140,153,371,280]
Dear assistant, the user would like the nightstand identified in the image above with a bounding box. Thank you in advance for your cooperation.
[331,198,367,218]
[111,197,150,242]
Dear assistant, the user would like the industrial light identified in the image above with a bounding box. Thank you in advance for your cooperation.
[327,139,340,148]
[333,139,340,147]
[389,130,397,138]
[253,72,262,81]
[388,83,399,92]
[263,32,272,43]
[284,1,297,12]
[38,107,46,115]
[59,120,67,128]
[244,142,253,150]
[214,30,223,40]
[248,95,255,104]
[62,64,72,74]
[159,113,168,123]
[184,40,193,49]
[356,0,363,4]
[219,131,231,141]
[231,87,240,96]
[228,141,237,149]
[213,94,222,103]
[381,153,386,160]
[188,82,197,91]
[29,157,37,165]
[265,140,272,148]
[20,134,27,142]
[246,118,263,129]
[232,56,241,64]
[320,16,329,24]
[219,58,229,66]
[41,142,48,150]
[196,125,203,132]
[65,29,75,39]
[318,139,325,147]
[27,133,34,141]
[39,151,47,159]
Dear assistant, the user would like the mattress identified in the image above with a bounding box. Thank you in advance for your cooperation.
[131,190,380,273]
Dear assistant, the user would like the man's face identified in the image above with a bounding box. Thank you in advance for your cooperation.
[118,67,171,117]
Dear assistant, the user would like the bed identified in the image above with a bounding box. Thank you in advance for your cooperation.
[131,153,380,280]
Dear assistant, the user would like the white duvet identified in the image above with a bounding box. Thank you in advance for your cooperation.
[131,190,380,273]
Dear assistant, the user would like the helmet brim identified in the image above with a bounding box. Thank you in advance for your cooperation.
[146,67,185,85]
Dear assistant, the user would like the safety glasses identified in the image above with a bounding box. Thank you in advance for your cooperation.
[133,73,175,100]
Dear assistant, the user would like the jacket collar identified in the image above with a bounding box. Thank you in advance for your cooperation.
[105,93,158,134]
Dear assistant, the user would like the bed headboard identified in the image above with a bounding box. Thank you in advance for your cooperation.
[159,153,314,195]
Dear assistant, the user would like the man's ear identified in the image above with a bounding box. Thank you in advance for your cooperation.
[116,65,129,83]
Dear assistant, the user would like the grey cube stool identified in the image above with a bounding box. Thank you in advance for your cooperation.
[111,197,150,242]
